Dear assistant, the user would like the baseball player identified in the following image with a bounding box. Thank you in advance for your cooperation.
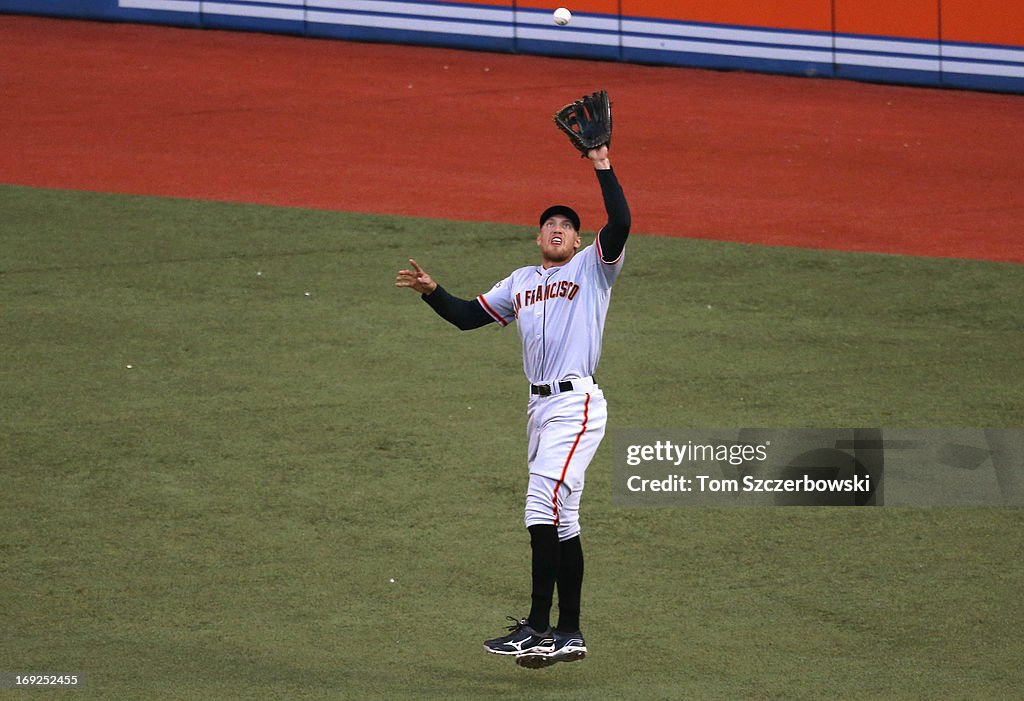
[395,109,628,668]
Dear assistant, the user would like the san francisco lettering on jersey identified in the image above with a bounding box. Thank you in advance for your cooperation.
[514,280,580,314]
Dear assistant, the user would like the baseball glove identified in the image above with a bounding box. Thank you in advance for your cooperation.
[553,90,612,156]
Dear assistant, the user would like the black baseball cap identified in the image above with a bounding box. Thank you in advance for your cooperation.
[538,205,580,232]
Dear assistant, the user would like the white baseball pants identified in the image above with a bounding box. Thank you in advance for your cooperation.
[523,382,607,541]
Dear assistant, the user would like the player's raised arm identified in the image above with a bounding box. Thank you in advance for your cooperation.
[395,259,494,330]
[550,90,630,264]
[591,146,630,264]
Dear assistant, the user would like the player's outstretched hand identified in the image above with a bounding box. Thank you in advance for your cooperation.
[395,258,438,295]
[587,145,610,170]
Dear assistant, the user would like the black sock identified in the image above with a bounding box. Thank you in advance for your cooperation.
[555,536,584,632]
[527,524,560,632]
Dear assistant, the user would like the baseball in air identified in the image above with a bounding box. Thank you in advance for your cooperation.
[553,7,572,25]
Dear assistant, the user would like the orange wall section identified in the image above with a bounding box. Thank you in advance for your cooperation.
[622,0,833,33]
[516,0,620,13]
[942,0,1024,46]
[834,0,938,40]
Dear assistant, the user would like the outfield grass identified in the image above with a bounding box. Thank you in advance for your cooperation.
[3,185,1023,700]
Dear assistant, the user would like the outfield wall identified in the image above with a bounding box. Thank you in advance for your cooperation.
[3,0,1023,93]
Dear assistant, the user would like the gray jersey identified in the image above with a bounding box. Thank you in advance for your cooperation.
[477,240,624,385]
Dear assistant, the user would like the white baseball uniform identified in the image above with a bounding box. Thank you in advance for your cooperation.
[477,239,625,540]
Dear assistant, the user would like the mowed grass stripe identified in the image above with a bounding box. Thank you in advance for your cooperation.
[3,185,1022,700]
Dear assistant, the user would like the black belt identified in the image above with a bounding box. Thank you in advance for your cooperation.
[530,380,582,396]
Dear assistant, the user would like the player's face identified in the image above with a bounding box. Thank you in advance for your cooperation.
[537,215,581,265]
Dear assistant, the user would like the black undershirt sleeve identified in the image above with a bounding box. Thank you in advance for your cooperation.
[595,168,631,263]
[421,284,494,330]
